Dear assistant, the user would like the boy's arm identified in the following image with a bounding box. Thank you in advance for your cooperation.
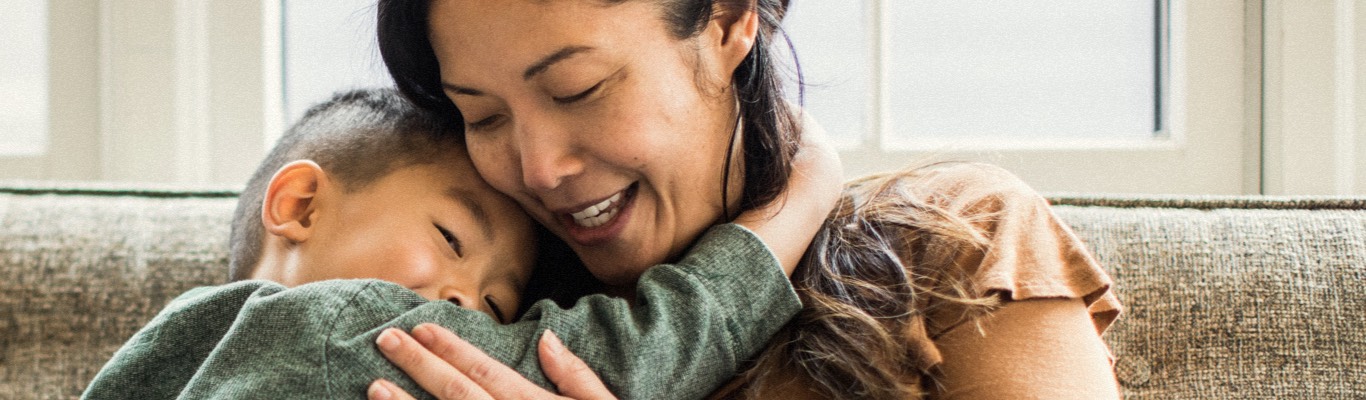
[80,281,289,399]
[84,224,798,399]
[734,111,842,274]
[327,223,799,400]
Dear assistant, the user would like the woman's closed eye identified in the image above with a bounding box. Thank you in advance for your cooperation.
[435,224,463,257]
[465,114,504,132]
[552,80,603,104]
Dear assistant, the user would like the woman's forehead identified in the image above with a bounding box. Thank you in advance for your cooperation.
[427,0,671,83]
[426,0,666,55]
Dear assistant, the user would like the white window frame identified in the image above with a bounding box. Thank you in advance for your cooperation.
[838,0,1255,195]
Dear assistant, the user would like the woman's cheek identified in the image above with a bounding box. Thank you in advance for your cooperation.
[465,135,519,194]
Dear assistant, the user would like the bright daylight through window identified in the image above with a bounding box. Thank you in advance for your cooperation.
[783,0,1159,151]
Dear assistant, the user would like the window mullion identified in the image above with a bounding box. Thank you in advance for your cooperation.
[870,0,886,154]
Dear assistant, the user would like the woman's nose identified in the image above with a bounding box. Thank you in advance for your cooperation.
[513,116,583,191]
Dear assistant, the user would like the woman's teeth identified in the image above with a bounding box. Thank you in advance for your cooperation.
[570,192,623,228]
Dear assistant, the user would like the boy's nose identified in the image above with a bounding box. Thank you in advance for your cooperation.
[444,292,475,309]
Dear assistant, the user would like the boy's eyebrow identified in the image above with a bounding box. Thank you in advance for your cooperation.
[447,188,494,242]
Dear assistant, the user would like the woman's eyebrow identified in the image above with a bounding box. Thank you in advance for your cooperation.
[522,45,595,80]
[440,46,595,96]
[442,83,483,96]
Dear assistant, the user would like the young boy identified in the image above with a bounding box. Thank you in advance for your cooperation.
[227,88,539,323]
[82,89,827,399]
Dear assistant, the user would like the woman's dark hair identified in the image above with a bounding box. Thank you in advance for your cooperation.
[376,0,799,214]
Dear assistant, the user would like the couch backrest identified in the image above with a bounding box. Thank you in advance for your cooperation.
[2,184,1364,399]
[0,184,237,398]
[1052,196,1366,399]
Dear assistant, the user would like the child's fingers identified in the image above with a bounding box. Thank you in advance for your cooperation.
[538,331,617,400]
[375,327,493,400]
[408,323,557,398]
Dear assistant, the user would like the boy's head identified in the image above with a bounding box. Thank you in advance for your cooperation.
[229,88,537,322]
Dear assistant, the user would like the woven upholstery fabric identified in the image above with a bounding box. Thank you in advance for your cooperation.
[2,182,1364,399]
[0,187,235,399]
[1052,202,1366,399]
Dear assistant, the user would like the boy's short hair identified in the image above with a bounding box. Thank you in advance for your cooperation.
[228,88,463,281]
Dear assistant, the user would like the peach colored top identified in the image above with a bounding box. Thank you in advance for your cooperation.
[711,163,1123,399]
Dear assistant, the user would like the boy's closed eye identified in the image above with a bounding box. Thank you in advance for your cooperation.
[432,223,513,323]
[447,295,508,324]
[435,224,463,257]
[485,295,507,323]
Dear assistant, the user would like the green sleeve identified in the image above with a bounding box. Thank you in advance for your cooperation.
[83,223,800,400]
[79,281,290,399]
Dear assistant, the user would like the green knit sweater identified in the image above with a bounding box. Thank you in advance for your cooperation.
[81,224,800,399]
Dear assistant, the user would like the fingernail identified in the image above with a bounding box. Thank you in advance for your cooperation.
[543,330,565,355]
[368,380,393,400]
[376,329,400,351]
[411,324,434,345]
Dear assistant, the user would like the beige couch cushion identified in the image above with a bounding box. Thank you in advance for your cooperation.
[1053,196,1366,399]
[0,184,235,397]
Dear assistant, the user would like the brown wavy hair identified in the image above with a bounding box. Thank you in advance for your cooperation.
[733,165,1003,399]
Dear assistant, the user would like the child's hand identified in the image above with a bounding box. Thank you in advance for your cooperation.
[734,112,843,276]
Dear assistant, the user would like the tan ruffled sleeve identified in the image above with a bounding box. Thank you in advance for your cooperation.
[877,162,1123,371]
[709,163,1124,399]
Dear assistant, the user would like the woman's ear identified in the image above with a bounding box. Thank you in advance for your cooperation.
[706,5,760,80]
[262,160,328,244]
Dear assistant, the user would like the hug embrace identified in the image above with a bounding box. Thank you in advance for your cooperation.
[84,0,1122,399]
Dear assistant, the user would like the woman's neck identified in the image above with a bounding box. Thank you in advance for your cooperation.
[603,284,637,304]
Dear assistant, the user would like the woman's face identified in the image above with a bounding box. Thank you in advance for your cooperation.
[427,0,752,287]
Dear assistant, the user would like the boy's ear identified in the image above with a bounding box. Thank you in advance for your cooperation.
[262,160,328,244]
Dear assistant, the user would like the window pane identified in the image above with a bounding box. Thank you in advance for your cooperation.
[783,0,872,148]
[885,0,1156,146]
[283,0,391,124]
[0,2,50,155]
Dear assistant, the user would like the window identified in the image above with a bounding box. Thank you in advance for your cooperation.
[884,1,1157,146]
[282,0,391,125]
[0,1,49,156]
[784,0,1161,151]
[784,1,1263,195]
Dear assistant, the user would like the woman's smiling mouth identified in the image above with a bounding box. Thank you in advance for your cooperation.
[560,183,638,245]
[569,191,623,228]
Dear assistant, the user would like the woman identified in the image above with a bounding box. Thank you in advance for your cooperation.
[371,0,1122,398]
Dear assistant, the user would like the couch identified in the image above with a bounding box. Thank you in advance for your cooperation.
[1,181,1363,399]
